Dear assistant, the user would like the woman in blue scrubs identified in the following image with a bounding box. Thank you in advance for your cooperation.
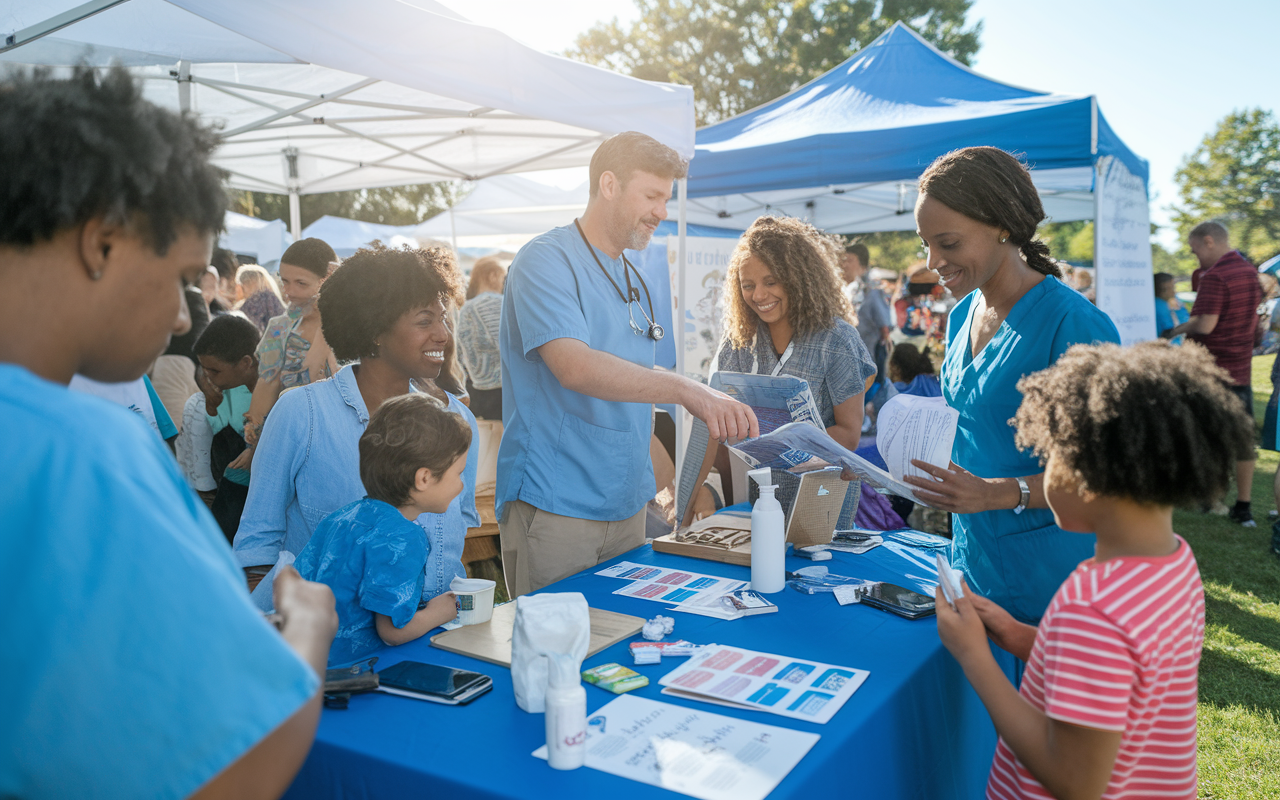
[903,147,1120,625]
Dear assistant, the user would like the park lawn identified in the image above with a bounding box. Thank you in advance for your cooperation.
[1189,353,1280,799]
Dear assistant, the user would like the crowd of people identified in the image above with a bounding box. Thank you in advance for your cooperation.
[3,66,1270,800]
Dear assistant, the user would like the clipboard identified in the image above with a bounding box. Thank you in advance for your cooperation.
[429,601,645,668]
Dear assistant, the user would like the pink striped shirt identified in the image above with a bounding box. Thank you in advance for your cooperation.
[987,536,1204,800]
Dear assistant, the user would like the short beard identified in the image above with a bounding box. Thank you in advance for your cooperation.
[625,224,654,252]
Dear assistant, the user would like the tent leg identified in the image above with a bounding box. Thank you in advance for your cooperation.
[449,208,458,254]
[674,178,688,479]
[288,190,301,240]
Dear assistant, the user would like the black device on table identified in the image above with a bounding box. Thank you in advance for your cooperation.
[859,582,936,619]
[377,661,493,705]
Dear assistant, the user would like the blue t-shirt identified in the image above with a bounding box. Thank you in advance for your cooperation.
[0,364,318,799]
[497,224,658,521]
[1154,297,1190,344]
[943,277,1120,624]
[296,498,428,667]
[207,384,253,486]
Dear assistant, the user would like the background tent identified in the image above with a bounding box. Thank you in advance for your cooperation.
[219,211,292,268]
[681,21,1145,233]
[301,216,421,259]
[673,22,1155,346]
[413,174,590,251]
[1,0,695,237]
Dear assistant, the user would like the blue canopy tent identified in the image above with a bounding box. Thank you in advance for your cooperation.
[680,22,1148,234]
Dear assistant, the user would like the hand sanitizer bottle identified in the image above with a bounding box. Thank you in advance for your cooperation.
[748,467,785,594]
[544,653,586,770]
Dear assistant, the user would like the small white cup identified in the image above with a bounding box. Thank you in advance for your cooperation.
[449,576,496,626]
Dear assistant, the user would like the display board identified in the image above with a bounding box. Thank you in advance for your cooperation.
[1094,156,1157,344]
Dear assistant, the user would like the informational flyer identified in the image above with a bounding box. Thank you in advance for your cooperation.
[658,645,869,725]
[874,393,959,482]
[598,562,745,601]
[532,694,819,800]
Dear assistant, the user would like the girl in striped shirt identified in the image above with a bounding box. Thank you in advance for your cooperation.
[936,341,1254,800]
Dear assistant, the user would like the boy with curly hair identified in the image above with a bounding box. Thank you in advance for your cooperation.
[937,342,1252,800]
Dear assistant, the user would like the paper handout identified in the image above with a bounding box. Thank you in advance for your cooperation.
[659,644,869,724]
[726,421,926,504]
[532,694,819,800]
[875,394,959,482]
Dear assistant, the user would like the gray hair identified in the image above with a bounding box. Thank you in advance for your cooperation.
[1189,220,1229,244]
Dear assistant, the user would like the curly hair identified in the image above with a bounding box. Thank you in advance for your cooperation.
[0,66,226,254]
[918,147,1062,279]
[318,242,462,363]
[722,216,853,348]
[1013,342,1255,506]
[360,393,472,507]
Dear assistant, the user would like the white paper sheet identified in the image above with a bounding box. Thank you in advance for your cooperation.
[658,644,869,725]
[532,694,819,800]
[874,394,959,482]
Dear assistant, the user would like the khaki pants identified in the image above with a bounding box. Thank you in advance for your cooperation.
[500,500,647,598]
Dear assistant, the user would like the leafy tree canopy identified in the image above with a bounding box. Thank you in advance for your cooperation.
[569,0,982,126]
[1173,108,1280,264]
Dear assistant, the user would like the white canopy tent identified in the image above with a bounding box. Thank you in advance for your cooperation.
[0,0,695,236]
[300,216,421,259]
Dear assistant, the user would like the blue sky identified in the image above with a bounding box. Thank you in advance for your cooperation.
[441,0,1280,247]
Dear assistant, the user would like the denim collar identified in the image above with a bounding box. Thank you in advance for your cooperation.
[331,364,369,425]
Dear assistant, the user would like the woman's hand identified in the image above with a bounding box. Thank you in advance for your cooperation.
[934,578,992,669]
[903,460,1016,514]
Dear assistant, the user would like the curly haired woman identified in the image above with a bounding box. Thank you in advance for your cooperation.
[681,215,876,527]
[234,243,479,613]
[904,147,1121,625]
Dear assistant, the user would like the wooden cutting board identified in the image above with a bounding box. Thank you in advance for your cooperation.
[429,602,645,668]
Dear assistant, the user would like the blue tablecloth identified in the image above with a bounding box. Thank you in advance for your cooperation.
[285,542,1003,800]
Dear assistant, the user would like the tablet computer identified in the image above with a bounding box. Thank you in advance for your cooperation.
[377,661,493,705]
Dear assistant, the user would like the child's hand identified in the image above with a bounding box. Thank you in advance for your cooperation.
[969,592,1038,662]
[427,591,458,617]
[935,577,992,668]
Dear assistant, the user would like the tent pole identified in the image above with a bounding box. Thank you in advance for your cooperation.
[176,60,191,113]
[449,207,458,254]
[674,177,688,478]
[288,190,301,240]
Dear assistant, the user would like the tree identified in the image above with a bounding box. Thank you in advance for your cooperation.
[1173,108,1280,263]
[569,0,982,126]
[229,183,465,232]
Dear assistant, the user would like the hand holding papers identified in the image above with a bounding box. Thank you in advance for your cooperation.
[935,554,965,611]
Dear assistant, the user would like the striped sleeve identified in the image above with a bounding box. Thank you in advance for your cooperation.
[1039,602,1136,732]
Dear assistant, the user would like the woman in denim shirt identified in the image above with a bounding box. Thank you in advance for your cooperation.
[234,243,479,611]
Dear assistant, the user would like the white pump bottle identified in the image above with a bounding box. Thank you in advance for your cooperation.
[748,467,786,593]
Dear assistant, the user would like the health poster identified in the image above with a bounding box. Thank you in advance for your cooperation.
[532,694,819,800]
[658,645,869,724]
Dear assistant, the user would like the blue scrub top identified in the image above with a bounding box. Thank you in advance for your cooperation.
[497,224,657,522]
[943,277,1120,624]
[0,364,318,798]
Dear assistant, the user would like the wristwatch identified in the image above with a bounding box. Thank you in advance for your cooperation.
[1012,477,1030,515]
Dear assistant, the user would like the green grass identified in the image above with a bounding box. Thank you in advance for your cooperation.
[1185,354,1280,798]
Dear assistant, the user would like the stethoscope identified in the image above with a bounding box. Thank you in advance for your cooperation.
[574,219,664,341]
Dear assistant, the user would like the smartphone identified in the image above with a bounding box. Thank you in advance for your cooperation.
[859,582,936,619]
[376,661,492,705]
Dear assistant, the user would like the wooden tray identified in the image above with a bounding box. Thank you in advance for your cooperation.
[429,602,645,668]
[652,530,753,566]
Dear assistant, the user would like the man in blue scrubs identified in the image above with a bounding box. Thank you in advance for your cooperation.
[497,132,759,596]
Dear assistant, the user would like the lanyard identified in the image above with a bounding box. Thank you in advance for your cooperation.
[750,335,794,377]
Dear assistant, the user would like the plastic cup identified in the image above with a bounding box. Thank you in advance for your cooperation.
[449,576,496,626]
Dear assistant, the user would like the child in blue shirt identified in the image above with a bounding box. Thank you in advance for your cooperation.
[193,314,261,543]
[297,393,472,666]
